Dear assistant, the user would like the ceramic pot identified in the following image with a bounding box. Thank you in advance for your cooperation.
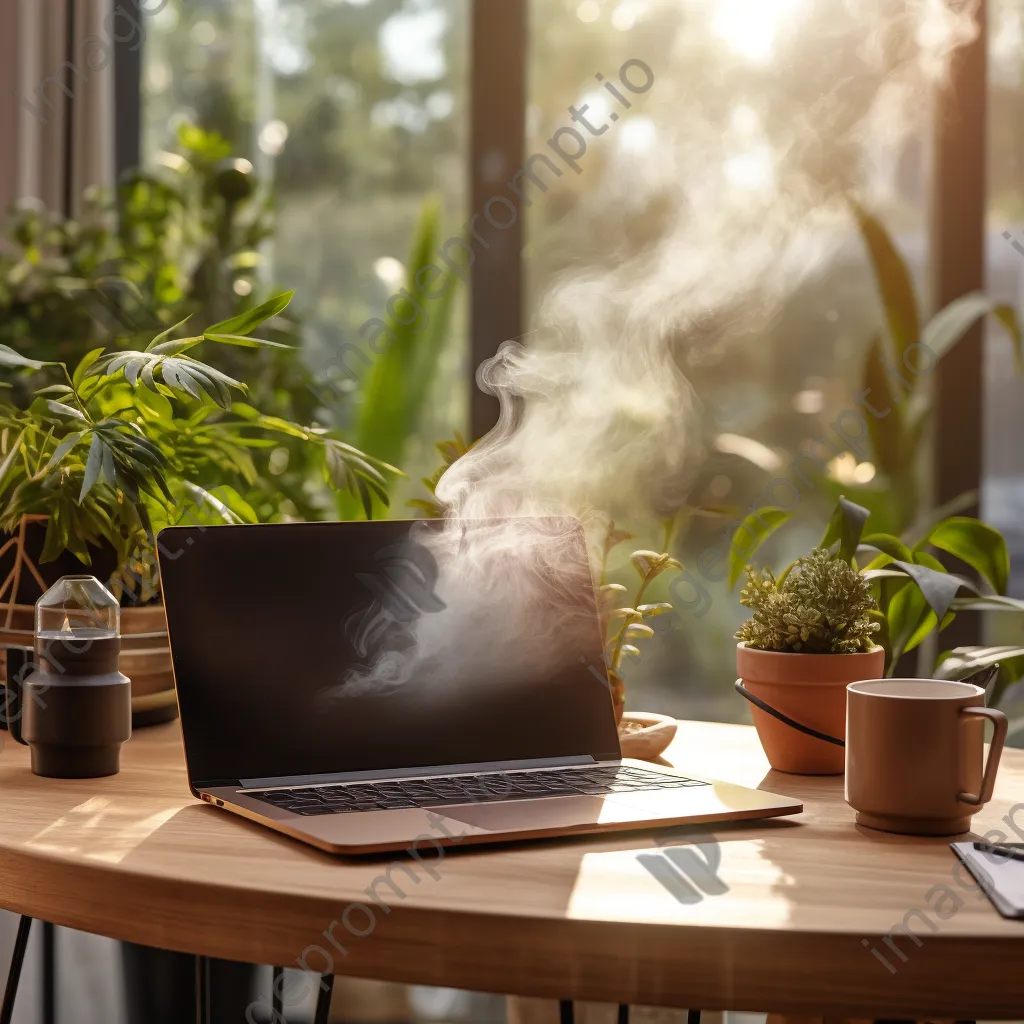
[736,642,885,775]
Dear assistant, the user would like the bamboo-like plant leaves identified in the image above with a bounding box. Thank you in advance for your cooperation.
[820,495,870,564]
[46,400,86,421]
[203,290,294,339]
[324,439,398,520]
[203,332,293,350]
[94,351,245,408]
[80,433,105,501]
[728,507,793,588]
[144,315,194,352]
[44,430,87,472]
[0,345,52,371]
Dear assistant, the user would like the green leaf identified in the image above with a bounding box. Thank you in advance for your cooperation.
[858,533,912,564]
[820,496,871,564]
[72,347,106,387]
[180,481,246,524]
[850,198,919,362]
[79,433,104,502]
[992,304,1023,371]
[934,646,1024,680]
[921,293,993,362]
[46,400,86,421]
[203,290,294,338]
[250,415,309,440]
[861,335,905,477]
[144,315,194,352]
[630,550,682,579]
[918,517,1009,595]
[950,595,1024,613]
[0,345,52,370]
[728,507,793,588]
[863,559,974,621]
[637,602,673,617]
[883,581,929,670]
[43,430,87,472]
[338,197,456,517]
[203,332,293,350]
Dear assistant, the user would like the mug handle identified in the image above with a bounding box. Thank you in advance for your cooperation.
[958,706,1008,807]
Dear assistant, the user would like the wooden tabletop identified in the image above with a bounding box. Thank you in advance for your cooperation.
[0,720,1022,1019]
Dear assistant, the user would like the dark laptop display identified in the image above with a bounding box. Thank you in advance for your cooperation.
[157,518,621,787]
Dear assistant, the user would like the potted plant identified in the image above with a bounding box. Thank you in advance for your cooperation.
[735,549,884,774]
[0,292,397,724]
[732,496,1024,774]
[597,533,683,758]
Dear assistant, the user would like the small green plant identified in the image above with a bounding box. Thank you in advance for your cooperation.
[736,548,880,654]
[592,518,682,716]
[0,292,398,601]
[730,495,1024,700]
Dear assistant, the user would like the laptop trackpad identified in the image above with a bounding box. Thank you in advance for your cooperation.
[437,794,647,833]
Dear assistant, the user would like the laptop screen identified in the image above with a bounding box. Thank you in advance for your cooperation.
[157,518,621,786]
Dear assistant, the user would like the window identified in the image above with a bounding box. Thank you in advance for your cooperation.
[142,0,469,504]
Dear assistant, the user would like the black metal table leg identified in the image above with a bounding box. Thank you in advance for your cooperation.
[313,974,334,1024]
[617,1004,630,1024]
[559,999,574,1024]
[194,955,210,1024]
[1,916,33,1024]
[42,921,55,1024]
[272,965,284,1019]
[687,1010,702,1024]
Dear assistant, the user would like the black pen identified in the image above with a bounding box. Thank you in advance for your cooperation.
[973,842,1024,863]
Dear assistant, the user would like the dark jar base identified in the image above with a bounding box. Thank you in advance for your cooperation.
[30,743,123,779]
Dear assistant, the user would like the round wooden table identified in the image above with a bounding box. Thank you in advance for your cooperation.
[0,720,1022,1021]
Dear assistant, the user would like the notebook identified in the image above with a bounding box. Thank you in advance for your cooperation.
[951,841,1024,920]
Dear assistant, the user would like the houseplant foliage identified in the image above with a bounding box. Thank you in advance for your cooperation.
[731,495,1024,690]
[0,292,397,603]
[737,549,879,654]
[0,125,322,521]
[709,202,1021,537]
[731,494,1024,775]
[733,541,885,776]
[850,200,1022,531]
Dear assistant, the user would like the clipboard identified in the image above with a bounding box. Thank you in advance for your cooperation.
[951,841,1024,920]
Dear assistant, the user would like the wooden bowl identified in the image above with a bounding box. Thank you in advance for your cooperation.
[618,711,678,761]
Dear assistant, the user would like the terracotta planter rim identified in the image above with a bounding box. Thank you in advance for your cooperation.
[736,642,885,686]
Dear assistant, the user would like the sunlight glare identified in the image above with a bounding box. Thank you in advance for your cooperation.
[712,0,805,65]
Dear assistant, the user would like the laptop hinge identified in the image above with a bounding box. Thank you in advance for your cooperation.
[237,754,606,790]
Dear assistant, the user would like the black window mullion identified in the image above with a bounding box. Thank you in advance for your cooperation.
[469,0,527,440]
[931,0,988,647]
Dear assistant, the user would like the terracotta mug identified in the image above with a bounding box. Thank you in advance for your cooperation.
[845,678,1008,836]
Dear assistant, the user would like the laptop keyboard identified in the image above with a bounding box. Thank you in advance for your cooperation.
[248,765,709,816]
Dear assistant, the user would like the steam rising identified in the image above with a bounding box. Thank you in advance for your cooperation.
[337,0,978,699]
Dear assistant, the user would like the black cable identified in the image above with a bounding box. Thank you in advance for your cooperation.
[734,680,845,747]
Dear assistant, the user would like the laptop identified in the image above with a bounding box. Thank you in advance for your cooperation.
[157,517,801,854]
